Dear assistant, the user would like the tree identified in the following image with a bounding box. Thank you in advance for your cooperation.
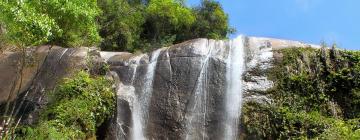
[143,0,195,48]
[179,0,235,41]
[0,0,101,48]
[29,0,101,47]
[0,2,60,137]
[97,0,145,51]
[0,1,60,47]
[96,0,234,52]
[0,1,101,138]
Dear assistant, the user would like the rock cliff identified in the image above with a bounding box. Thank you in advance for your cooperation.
[0,36,321,139]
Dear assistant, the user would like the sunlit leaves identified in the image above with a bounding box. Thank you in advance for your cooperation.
[0,1,60,47]
[17,71,115,139]
[146,0,195,28]
[0,0,100,47]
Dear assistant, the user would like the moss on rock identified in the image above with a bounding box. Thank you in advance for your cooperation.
[242,46,360,139]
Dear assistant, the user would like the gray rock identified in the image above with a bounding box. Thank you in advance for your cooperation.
[109,36,317,139]
[0,36,318,139]
[0,46,94,125]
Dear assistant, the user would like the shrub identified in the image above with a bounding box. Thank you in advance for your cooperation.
[16,71,115,139]
[242,46,360,139]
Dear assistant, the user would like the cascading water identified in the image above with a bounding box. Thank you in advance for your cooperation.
[224,36,246,140]
[113,54,145,140]
[114,36,248,140]
[131,49,162,140]
[185,41,213,140]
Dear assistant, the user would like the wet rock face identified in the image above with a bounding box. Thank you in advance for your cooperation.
[106,37,317,140]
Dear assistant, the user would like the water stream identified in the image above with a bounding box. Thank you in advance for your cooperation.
[224,36,246,140]
[131,49,163,140]
[116,37,246,140]
[184,41,214,140]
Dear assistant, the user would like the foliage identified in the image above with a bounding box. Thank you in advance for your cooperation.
[97,0,233,52]
[32,0,101,47]
[144,0,195,45]
[0,1,60,47]
[1,0,234,51]
[178,0,235,41]
[0,0,100,48]
[242,102,360,139]
[272,47,360,118]
[97,0,145,52]
[241,46,360,139]
[319,118,360,140]
[15,71,115,139]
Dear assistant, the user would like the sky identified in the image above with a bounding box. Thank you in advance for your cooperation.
[187,0,360,50]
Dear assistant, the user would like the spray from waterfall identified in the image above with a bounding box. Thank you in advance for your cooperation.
[224,36,246,140]
[131,49,162,140]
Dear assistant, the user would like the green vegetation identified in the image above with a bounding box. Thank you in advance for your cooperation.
[241,47,360,139]
[0,0,234,51]
[97,0,145,52]
[0,0,100,48]
[180,0,234,40]
[15,71,115,139]
[98,0,234,52]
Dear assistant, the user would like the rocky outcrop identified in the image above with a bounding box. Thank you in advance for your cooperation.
[0,36,319,139]
[0,46,99,124]
[102,36,318,139]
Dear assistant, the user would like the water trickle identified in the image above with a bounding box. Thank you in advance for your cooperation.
[185,41,213,140]
[100,51,123,62]
[59,48,68,60]
[130,55,145,85]
[131,49,163,140]
[113,54,144,140]
[224,36,246,140]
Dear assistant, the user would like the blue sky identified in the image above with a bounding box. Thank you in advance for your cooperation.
[187,0,360,50]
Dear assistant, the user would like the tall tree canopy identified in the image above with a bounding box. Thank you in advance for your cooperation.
[0,0,100,48]
[0,0,234,51]
[0,1,59,47]
[145,0,195,43]
[98,0,234,52]
[97,0,145,51]
[191,0,235,39]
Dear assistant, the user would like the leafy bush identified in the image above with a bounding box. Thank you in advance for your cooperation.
[0,0,100,48]
[15,71,115,139]
[242,102,360,139]
[242,46,360,139]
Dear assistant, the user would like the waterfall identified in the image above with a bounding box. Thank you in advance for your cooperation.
[114,36,247,140]
[131,49,162,140]
[185,41,213,140]
[224,36,246,140]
